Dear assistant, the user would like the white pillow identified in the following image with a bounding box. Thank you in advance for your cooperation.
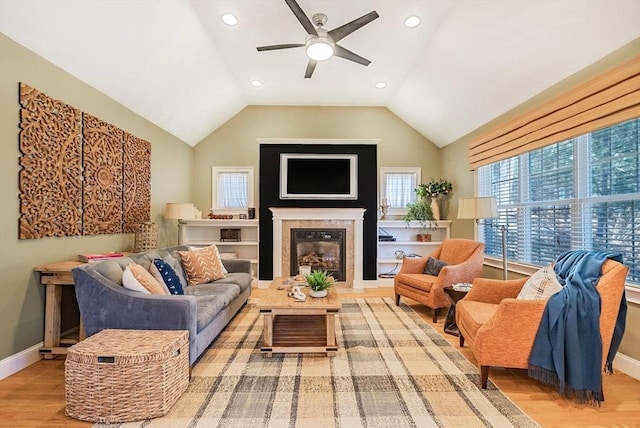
[189,245,228,275]
[122,265,151,294]
[517,264,563,300]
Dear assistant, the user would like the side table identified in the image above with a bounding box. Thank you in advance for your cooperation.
[34,261,86,358]
[443,284,471,336]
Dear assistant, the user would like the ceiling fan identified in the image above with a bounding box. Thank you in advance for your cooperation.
[256,0,379,78]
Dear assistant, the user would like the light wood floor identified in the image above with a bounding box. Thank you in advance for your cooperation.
[1,287,639,427]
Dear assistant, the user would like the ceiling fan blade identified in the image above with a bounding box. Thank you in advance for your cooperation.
[256,44,305,52]
[334,45,371,66]
[304,60,317,78]
[328,10,379,42]
[284,0,318,36]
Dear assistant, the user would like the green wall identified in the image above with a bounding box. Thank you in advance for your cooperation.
[0,33,194,360]
[191,105,442,216]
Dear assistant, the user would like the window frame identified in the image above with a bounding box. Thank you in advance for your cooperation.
[477,118,640,300]
[211,166,254,215]
[379,167,421,217]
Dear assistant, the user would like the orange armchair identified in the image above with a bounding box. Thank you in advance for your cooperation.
[394,239,484,322]
[455,259,628,389]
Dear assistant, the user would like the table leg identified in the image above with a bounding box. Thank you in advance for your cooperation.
[42,283,62,359]
[262,313,273,357]
[326,312,337,356]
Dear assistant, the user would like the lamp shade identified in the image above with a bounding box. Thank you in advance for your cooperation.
[457,197,497,220]
[164,203,195,220]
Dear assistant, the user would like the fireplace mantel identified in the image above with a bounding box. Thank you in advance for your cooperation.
[270,208,366,288]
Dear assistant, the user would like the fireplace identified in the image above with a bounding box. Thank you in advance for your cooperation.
[270,207,366,288]
[291,229,346,280]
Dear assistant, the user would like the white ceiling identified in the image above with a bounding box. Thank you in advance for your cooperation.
[1,0,639,147]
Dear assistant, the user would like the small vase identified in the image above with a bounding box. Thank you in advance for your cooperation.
[431,198,441,221]
[417,233,432,242]
[309,289,328,298]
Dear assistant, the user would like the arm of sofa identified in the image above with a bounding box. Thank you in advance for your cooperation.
[221,258,252,274]
[72,266,198,342]
[464,277,527,304]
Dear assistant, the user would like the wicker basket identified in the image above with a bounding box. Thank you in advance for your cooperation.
[134,221,158,252]
[65,329,189,423]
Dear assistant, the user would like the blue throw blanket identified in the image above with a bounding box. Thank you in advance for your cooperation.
[528,250,627,404]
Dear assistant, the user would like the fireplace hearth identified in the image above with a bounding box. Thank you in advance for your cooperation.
[291,229,346,281]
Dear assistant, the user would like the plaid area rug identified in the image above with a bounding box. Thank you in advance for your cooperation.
[104,298,538,428]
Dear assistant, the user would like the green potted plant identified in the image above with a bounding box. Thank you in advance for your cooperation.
[403,188,436,241]
[304,269,335,298]
[418,178,454,220]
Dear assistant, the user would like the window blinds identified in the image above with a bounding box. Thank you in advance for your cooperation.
[469,56,640,170]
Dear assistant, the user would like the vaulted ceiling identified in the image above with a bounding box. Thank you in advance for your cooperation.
[1,1,639,147]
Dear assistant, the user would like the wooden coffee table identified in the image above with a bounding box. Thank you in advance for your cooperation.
[258,277,341,357]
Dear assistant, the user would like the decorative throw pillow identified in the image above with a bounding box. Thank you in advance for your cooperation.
[179,246,226,286]
[517,264,563,300]
[423,257,448,276]
[151,258,185,295]
[122,264,151,294]
[148,263,172,295]
[189,245,228,275]
[128,263,168,295]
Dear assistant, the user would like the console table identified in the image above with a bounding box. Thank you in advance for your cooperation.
[34,261,86,358]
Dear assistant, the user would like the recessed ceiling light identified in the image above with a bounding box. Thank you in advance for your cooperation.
[251,80,262,87]
[404,16,421,28]
[375,82,386,89]
[221,13,238,26]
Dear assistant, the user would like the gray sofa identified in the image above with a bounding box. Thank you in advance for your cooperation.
[72,246,252,365]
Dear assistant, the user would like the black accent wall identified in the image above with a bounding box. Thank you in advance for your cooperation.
[259,144,378,281]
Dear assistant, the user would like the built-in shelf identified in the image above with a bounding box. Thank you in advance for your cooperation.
[377,220,451,285]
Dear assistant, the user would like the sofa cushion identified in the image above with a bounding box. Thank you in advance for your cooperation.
[129,263,167,295]
[122,264,151,294]
[184,283,241,332]
[151,258,185,295]
[396,273,436,292]
[189,245,228,275]
[212,272,253,294]
[148,263,172,294]
[456,300,499,338]
[517,264,562,300]
[179,246,226,286]
[424,257,448,276]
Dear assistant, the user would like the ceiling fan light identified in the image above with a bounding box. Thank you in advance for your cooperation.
[306,41,334,61]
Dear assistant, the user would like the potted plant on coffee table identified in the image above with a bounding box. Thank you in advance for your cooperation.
[404,185,436,241]
[304,269,335,298]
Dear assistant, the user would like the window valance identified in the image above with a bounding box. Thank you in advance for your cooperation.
[469,56,640,170]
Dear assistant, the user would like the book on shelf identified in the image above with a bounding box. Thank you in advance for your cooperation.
[78,252,125,263]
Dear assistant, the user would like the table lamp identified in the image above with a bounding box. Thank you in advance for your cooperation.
[164,203,195,245]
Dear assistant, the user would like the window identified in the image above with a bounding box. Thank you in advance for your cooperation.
[379,167,421,216]
[478,118,640,286]
[211,167,254,214]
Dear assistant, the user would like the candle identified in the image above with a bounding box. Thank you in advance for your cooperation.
[381,198,388,206]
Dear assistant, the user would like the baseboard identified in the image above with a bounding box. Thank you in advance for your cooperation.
[614,352,640,381]
[0,342,42,381]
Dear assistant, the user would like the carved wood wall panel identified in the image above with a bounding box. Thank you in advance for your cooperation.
[82,114,124,235]
[18,83,82,239]
[123,132,151,232]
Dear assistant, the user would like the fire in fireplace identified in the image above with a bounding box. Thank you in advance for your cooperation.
[290,228,346,281]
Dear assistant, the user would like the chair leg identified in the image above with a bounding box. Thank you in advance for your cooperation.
[394,294,400,306]
[459,333,465,347]
[432,308,438,323]
[480,366,489,389]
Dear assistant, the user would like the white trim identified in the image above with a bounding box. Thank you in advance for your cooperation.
[257,138,379,145]
[0,342,42,380]
[613,352,640,381]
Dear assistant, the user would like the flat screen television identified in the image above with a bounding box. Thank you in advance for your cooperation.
[280,153,358,200]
